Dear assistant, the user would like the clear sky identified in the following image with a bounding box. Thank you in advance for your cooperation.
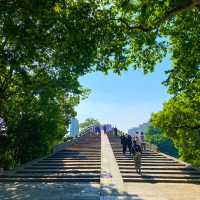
[75,58,171,132]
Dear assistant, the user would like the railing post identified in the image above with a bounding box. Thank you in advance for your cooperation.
[0,167,3,174]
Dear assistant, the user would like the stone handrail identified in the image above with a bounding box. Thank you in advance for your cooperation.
[52,127,91,153]
[146,142,158,152]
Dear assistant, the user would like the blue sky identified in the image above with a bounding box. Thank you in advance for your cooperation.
[75,58,171,132]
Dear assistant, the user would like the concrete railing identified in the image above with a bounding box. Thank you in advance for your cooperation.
[52,127,91,154]
[146,142,158,152]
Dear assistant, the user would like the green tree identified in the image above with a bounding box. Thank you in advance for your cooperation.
[145,126,179,158]
[113,0,200,167]
[151,80,200,167]
[0,71,83,168]
[80,118,101,132]
[1,0,200,169]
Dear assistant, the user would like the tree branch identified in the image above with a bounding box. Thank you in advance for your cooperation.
[115,0,200,33]
[114,17,153,32]
[153,0,200,29]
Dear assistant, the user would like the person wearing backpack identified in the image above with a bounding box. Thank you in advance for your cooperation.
[127,134,133,155]
[132,140,142,174]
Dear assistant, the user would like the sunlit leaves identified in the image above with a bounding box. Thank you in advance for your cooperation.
[151,81,200,167]
[1,0,200,168]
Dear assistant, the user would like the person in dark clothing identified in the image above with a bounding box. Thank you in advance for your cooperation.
[127,134,133,154]
[132,140,142,174]
[96,126,101,135]
[103,125,107,134]
[95,126,98,135]
[140,131,146,151]
[114,127,118,136]
[120,134,127,154]
[120,133,125,144]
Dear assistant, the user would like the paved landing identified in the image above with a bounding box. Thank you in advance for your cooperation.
[0,183,100,200]
[124,182,200,200]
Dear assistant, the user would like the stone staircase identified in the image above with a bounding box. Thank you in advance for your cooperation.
[0,134,101,182]
[108,136,200,183]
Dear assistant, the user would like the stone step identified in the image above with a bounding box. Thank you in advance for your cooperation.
[113,150,152,152]
[117,159,177,162]
[123,177,200,183]
[115,155,165,158]
[114,154,166,156]
[60,150,101,152]
[5,171,99,176]
[38,160,100,163]
[67,145,100,147]
[43,158,100,160]
[121,170,200,174]
[112,150,158,153]
[24,166,100,170]
[51,152,101,155]
[46,155,101,158]
[108,136,200,183]
[0,134,102,183]
[55,152,101,155]
[31,163,100,166]
[16,169,100,173]
[42,158,100,161]
[0,177,100,182]
[117,161,178,163]
[122,174,200,179]
[0,174,100,180]
[119,166,194,170]
[115,156,166,159]
[118,163,185,166]
[47,157,100,159]
[53,155,101,158]
[0,174,100,178]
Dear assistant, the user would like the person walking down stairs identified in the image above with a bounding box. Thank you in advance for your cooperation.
[132,140,142,174]
[140,131,146,151]
[127,134,133,155]
[120,133,127,154]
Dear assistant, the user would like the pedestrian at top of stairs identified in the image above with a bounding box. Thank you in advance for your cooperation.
[140,131,146,151]
[120,133,125,144]
[121,133,128,154]
[114,127,118,136]
[127,134,133,155]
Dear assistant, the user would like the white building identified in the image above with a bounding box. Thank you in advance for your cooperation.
[128,122,149,136]
[70,118,79,137]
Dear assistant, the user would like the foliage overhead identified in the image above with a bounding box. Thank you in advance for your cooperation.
[0,0,200,168]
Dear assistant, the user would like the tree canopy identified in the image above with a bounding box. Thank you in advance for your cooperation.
[0,0,200,168]
[80,118,101,132]
[151,80,200,167]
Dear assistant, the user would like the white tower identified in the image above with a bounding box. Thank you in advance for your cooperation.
[70,118,79,137]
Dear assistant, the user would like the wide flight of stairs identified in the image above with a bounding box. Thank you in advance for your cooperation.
[0,134,101,182]
[108,136,200,183]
